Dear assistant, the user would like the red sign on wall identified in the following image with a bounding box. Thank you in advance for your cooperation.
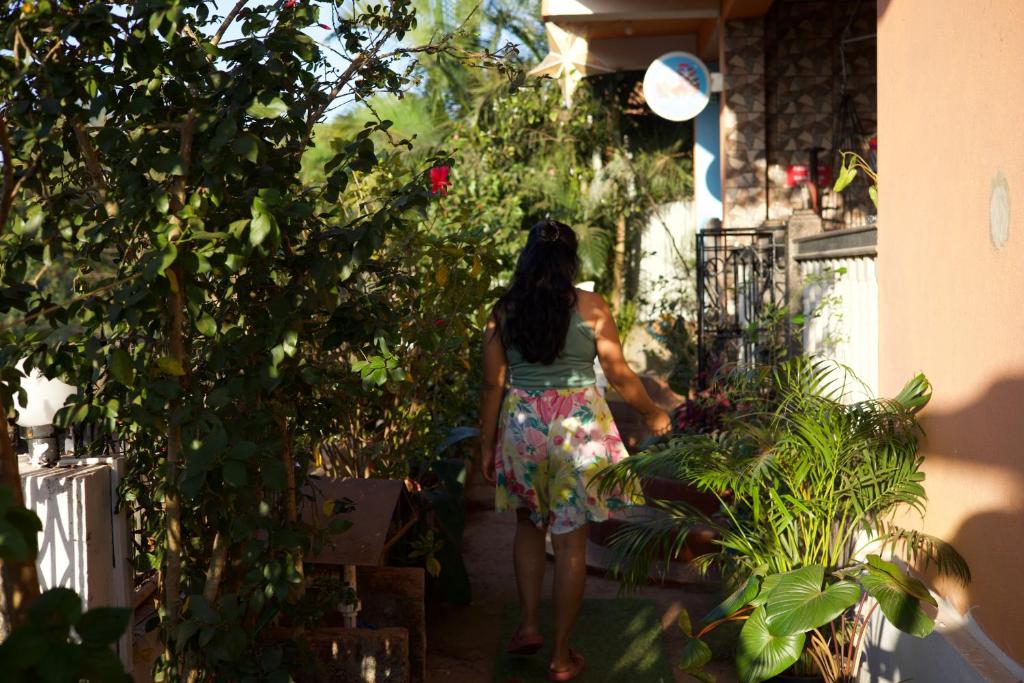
[786,164,833,188]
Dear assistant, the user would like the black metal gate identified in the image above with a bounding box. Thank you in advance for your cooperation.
[696,228,788,382]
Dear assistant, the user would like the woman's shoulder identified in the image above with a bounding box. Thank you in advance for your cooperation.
[574,289,611,321]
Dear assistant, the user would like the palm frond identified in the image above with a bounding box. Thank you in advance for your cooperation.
[874,522,971,585]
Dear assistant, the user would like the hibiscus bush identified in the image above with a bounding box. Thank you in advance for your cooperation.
[0,1,515,680]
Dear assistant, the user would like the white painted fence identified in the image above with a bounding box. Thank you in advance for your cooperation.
[637,200,696,321]
[19,457,133,671]
[800,254,878,400]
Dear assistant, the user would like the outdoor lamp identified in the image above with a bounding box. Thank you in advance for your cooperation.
[14,365,76,466]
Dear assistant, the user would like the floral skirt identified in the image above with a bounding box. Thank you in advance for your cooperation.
[495,386,640,534]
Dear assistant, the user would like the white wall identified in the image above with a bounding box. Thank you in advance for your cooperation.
[801,256,878,400]
[859,594,1023,683]
[637,200,696,321]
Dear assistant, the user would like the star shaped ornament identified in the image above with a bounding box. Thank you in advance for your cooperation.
[528,22,613,107]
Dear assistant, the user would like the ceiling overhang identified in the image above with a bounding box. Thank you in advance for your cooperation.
[538,0,775,64]
[532,0,775,105]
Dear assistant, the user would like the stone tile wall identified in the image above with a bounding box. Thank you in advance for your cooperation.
[764,0,878,227]
[721,18,767,228]
[719,1,877,229]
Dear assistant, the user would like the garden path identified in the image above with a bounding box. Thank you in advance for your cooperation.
[425,378,738,683]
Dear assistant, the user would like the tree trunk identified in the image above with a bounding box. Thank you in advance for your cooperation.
[0,114,42,630]
[611,214,627,315]
[164,263,187,651]
[0,422,40,630]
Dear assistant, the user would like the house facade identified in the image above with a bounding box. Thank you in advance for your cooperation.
[534,0,1024,679]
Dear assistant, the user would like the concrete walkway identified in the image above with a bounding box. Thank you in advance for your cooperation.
[425,472,738,683]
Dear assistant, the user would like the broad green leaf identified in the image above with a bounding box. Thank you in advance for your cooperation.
[763,566,860,636]
[110,349,134,386]
[866,555,935,604]
[703,574,761,625]
[247,96,288,119]
[860,556,935,637]
[868,185,878,207]
[749,572,784,607]
[736,606,805,683]
[75,607,131,646]
[30,587,83,628]
[679,637,712,671]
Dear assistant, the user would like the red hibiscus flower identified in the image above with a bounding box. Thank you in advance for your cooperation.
[429,165,451,195]
[284,0,296,8]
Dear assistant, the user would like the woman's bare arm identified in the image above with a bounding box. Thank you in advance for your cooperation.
[479,315,507,483]
[579,291,671,435]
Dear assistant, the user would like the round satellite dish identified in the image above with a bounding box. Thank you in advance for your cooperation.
[643,51,711,122]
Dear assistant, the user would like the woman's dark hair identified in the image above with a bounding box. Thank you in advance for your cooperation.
[495,219,581,364]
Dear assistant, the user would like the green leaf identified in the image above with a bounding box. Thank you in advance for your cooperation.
[144,241,178,281]
[250,197,279,247]
[232,133,259,163]
[736,606,805,683]
[247,96,289,119]
[763,566,860,636]
[223,461,247,487]
[75,607,131,646]
[328,518,353,534]
[79,647,131,680]
[860,556,935,638]
[0,519,30,561]
[868,185,878,207]
[5,507,41,560]
[196,313,217,337]
[749,572,784,607]
[156,356,186,377]
[833,163,858,193]
[30,587,83,629]
[110,349,134,386]
[703,574,761,625]
[679,637,712,671]
[866,555,935,604]
[678,607,692,636]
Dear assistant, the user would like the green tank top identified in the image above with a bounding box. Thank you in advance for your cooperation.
[504,310,597,389]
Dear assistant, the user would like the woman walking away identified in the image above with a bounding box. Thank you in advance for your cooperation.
[479,219,672,681]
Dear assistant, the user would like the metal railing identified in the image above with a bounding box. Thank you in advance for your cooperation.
[695,228,788,382]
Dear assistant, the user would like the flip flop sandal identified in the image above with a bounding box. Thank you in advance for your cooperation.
[547,650,585,681]
[506,632,544,656]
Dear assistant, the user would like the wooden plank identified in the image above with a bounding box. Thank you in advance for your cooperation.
[301,478,403,567]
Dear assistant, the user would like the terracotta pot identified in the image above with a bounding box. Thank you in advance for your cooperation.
[640,476,720,515]
[588,506,719,562]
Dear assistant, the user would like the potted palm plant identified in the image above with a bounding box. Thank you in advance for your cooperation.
[599,358,969,682]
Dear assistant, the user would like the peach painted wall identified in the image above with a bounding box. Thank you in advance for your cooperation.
[877,0,1024,665]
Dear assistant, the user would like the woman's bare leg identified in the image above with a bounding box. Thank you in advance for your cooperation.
[513,508,547,637]
[550,523,588,670]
